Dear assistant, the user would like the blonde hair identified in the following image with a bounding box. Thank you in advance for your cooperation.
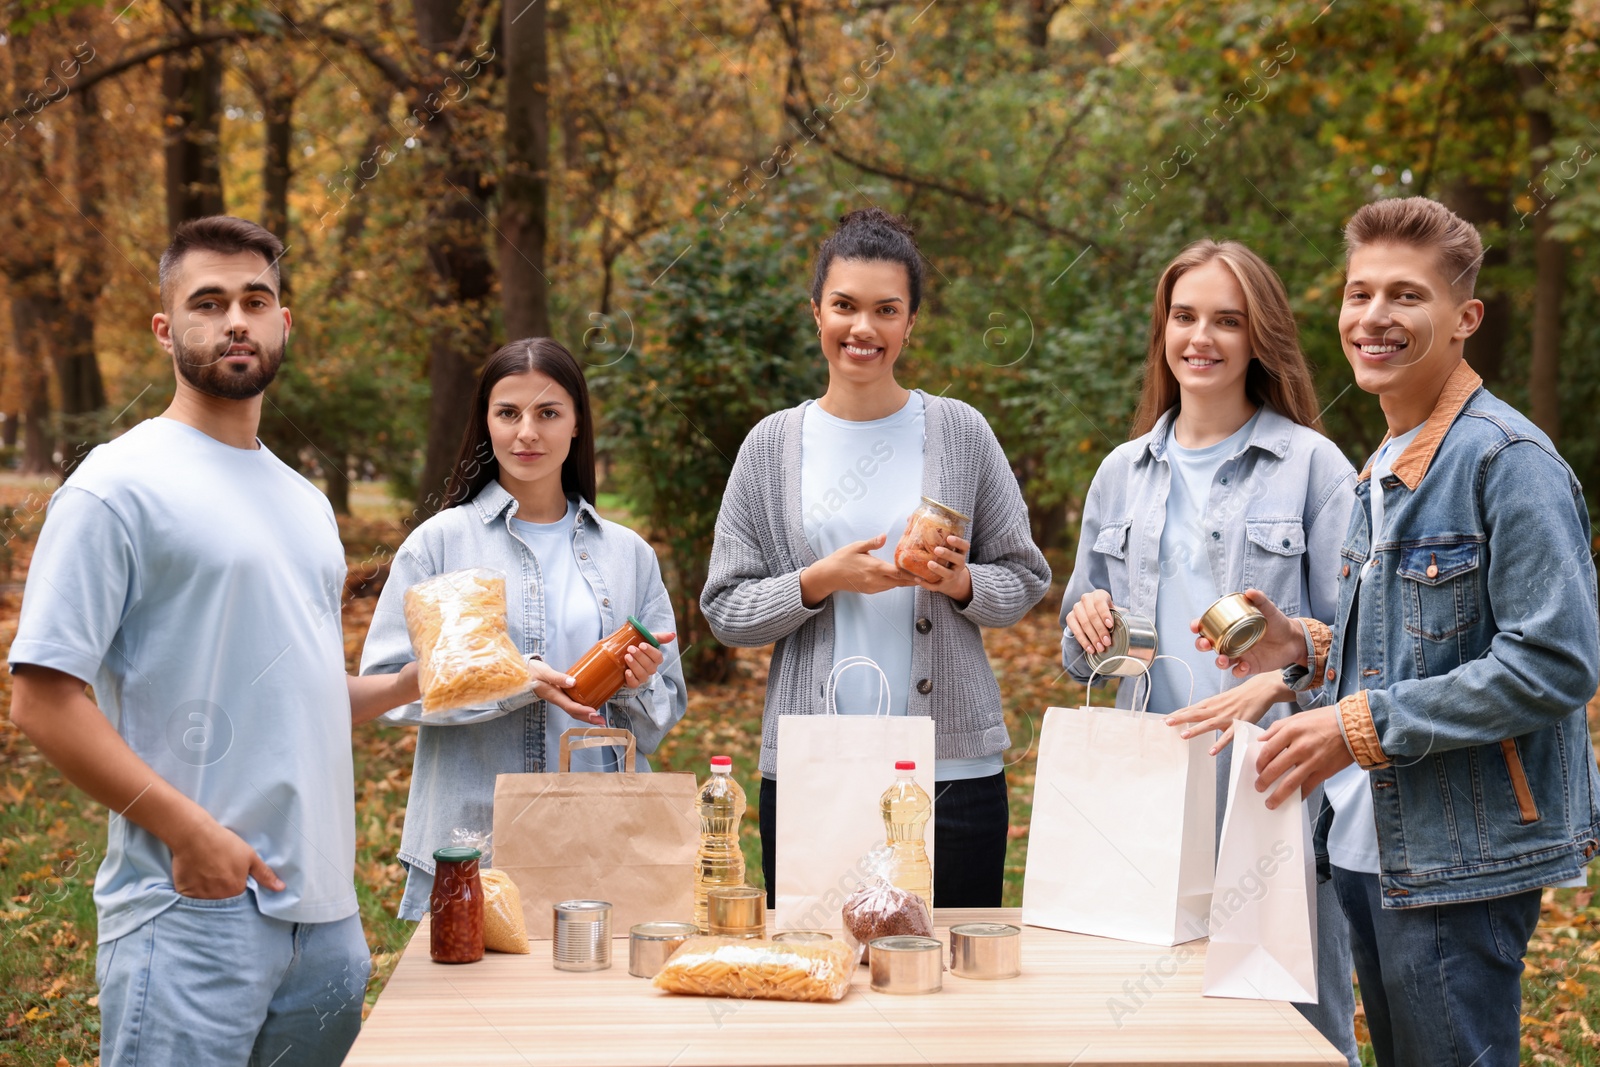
[1129,240,1323,439]
[1344,197,1485,300]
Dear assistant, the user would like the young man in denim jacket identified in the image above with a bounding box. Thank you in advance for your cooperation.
[1202,197,1600,1067]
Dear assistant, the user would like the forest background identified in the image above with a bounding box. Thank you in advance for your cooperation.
[3,0,1600,1064]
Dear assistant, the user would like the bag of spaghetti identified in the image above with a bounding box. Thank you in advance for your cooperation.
[403,569,534,714]
[449,829,528,953]
[653,936,861,1002]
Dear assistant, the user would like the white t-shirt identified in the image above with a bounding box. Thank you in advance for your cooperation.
[509,501,638,772]
[1145,413,1259,715]
[800,394,1001,782]
[8,418,357,941]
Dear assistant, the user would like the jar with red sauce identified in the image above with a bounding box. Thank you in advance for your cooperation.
[430,846,485,964]
[563,616,660,709]
[894,498,970,579]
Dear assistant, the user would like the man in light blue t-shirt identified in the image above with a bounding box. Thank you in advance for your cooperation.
[8,217,422,1067]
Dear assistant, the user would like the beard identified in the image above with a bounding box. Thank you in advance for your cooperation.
[173,331,286,400]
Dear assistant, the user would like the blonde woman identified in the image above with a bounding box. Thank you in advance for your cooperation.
[1060,240,1359,1065]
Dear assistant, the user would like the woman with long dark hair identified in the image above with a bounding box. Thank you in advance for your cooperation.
[1059,240,1359,1064]
[701,208,1052,909]
[360,338,685,920]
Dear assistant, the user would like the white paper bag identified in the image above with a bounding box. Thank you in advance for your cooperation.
[1021,699,1215,946]
[1203,720,1318,1002]
[774,658,937,933]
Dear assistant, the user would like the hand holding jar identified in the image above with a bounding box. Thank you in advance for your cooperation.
[894,498,973,604]
[559,617,677,721]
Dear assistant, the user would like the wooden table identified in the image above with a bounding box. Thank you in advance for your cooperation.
[346,908,1343,1066]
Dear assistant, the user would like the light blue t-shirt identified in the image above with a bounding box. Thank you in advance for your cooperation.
[800,393,1001,781]
[8,418,357,942]
[509,500,641,772]
[1145,412,1260,716]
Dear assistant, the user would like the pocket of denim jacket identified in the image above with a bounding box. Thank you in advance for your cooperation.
[1397,540,1483,641]
[1243,518,1307,613]
[1093,518,1131,561]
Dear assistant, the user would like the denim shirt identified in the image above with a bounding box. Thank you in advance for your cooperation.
[1300,363,1600,907]
[359,481,686,914]
[1061,404,1356,715]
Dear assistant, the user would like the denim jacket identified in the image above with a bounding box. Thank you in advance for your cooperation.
[1298,362,1600,906]
[359,481,686,911]
[1061,404,1357,714]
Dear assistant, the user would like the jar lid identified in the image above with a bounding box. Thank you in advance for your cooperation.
[919,496,971,523]
[432,846,481,864]
[626,615,662,649]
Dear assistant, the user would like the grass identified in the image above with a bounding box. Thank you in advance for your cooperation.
[3,481,1600,1065]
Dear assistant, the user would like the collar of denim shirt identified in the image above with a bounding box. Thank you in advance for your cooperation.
[1138,401,1295,465]
[1356,359,1483,491]
[469,477,603,529]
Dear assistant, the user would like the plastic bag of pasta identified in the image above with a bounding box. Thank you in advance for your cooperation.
[449,828,528,953]
[841,877,933,961]
[404,569,534,714]
[652,936,861,1002]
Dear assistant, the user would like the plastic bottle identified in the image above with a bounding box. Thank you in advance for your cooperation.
[694,755,747,932]
[880,760,933,910]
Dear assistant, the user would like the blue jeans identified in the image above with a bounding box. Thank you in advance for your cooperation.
[95,889,370,1067]
[1333,866,1541,1067]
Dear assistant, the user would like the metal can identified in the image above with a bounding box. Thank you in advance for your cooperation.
[552,900,612,971]
[949,922,1021,979]
[628,921,698,978]
[1082,607,1158,677]
[706,886,765,939]
[869,935,943,994]
[1199,593,1267,658]
[772,930,835,944]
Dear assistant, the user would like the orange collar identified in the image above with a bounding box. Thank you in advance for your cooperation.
[1357,360,1483,490]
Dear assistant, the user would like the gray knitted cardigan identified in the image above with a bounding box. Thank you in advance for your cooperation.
[701,391,1052,776]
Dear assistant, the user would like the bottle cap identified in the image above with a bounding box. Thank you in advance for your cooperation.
[710,755,732,772]
[895,760,916,771]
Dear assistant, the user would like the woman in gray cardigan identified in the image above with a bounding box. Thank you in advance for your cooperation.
[1060,240,1358,1066]
[702,209,1051,908]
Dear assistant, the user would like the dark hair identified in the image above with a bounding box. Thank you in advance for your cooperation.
[158,215,285,310]
[443,338,598,509]
[809,208,926,313]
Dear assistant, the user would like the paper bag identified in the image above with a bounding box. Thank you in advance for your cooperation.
[774,658,937,933]
[1203,721,1318,1002]
[1021,702,1215,946]
[493,728,699,940]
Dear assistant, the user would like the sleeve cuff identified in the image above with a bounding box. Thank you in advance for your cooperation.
[1290,618,1333,691]
[1336,691,1390,770]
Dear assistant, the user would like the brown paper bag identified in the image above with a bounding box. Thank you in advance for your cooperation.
[492,728,699,940]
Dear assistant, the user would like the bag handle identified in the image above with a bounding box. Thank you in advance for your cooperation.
[1083,653,1195,714]
[1128,654,1197,714]
[558,727,638,773]
[824,656,891,718]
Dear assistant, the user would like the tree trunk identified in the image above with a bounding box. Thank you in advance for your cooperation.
[163,45,226,229]
[1517,65,1563,443]
[325,456,352,516]
[1439,177,1510,386]
[261,84,294,296]
[57,86,109,474]
[11,294,55,475]
[413,0,497,516]
[501,0,549,340]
